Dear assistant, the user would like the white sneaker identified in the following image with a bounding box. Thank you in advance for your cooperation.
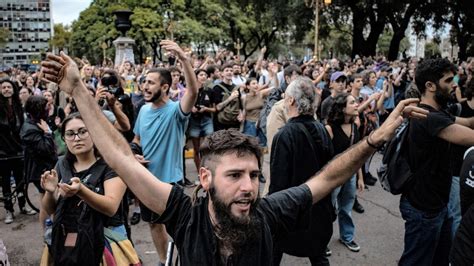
[21,206,37,215]
[5,211,14,224]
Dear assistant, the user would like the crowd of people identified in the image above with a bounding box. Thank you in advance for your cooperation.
[0,38,474,265]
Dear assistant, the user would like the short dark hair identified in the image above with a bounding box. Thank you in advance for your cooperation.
[327,93,352,126]
[200,129,262,174]
[283,64,302,79]
[24,95,47,121]
[415,58,456,95]
[206,65,219,76]
[195,68,207,77]
[147,68,172,87]
[221,63,234,72]
[169,66,181,74]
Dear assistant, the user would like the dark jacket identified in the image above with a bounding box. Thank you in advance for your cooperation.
[20,118,57,181]
[0,104,23,158]
[269,115,335,256]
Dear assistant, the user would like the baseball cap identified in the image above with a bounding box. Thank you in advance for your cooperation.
[330,71,347,82]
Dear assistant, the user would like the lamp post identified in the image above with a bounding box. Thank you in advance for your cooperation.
[234,38,241,60]
[308,0,331,60]
[101,42,108,66]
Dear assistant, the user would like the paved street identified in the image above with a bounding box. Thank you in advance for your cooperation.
[0,153,404,265]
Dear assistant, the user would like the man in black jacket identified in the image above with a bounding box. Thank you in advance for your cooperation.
[20,95,58,227]
[270,76,334,265]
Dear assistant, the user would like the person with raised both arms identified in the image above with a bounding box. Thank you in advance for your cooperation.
[41,49,428,265]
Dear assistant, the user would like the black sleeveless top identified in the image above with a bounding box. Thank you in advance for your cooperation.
[330,123,360,156]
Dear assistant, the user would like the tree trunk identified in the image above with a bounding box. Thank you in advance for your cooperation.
[457,34,468,61]
[351,8,366,58]
[387,32,405,61]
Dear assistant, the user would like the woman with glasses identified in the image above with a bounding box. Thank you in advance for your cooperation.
[40,113,139,265]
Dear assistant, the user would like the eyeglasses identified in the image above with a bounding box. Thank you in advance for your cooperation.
[64,128,89,141]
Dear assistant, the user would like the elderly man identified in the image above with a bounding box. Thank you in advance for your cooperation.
[270,77,334,265]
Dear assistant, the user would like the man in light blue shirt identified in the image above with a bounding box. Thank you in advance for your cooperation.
[132,40,198,265]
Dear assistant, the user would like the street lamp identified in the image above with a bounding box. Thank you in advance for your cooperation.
[307,0,331,60]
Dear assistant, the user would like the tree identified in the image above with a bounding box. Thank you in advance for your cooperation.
[49,24,72,52]
[0,27,9,48]
[377,28,410,58]
[425,41,441,58]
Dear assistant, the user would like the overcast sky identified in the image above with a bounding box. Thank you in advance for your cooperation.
[51,0,92,26]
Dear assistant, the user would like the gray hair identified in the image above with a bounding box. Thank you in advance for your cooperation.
[285,77,315,115]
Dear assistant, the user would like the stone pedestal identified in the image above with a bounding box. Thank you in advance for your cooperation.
[113,37,135,66]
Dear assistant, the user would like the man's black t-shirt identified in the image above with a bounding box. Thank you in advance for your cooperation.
[450,101,474,176]
[192,87,215,119]
[460,147,474,215]
[405,104,455,211]
[157,184,313,265]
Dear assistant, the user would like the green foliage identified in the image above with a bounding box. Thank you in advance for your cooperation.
[425,41,441,58]
[50,24,72,51]
[0,27,9,48]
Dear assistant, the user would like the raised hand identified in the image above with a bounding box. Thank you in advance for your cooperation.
[58,177,81,198]
[41,52,82,95]
[371,98,429,145]
[37,119,51,134]
[160,40,186,61]
[41,169,59,193]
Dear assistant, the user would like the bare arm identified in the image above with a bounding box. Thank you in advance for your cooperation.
[160,40,198,114]
[74,177,127,217]
[455,116,474,129]
[110,100,131,132]
[41,52,173,215]
[306,98,429,204]
[438,123,474,146]
[357,93,380,113]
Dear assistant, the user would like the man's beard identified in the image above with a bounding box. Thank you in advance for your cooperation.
[145,89,162,103]
[434,87,451,109]
[209,186,261,254]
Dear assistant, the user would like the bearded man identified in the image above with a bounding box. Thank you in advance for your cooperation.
[130,40,198,265]
[399,58,474,265]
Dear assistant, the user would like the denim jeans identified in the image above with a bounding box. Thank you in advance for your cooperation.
[447,176,461,240]
[243,120,267,147]
[331,175,356,243]
[399,196,452,266]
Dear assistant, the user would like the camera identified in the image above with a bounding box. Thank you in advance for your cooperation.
[100,74,124,97]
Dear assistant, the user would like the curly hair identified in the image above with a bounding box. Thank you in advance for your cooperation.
[415,58,456,95]
[0,79,23,127]
[327,93,353,126]
[362,70,375,86]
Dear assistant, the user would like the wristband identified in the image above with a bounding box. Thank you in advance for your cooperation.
[366,132,384,150]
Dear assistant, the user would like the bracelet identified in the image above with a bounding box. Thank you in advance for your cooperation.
[366,132,384,150]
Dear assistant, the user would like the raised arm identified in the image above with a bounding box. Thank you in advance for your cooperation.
[305,98,429,204]
[160,40,198,114]
[41,52,172,215]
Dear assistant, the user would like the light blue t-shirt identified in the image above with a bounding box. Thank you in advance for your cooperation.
[133,101,189,183]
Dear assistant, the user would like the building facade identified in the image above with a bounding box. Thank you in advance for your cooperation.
[0,0,52,66]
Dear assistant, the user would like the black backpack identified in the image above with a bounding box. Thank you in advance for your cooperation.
[377,120,413,195]
[49,157,108,265]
